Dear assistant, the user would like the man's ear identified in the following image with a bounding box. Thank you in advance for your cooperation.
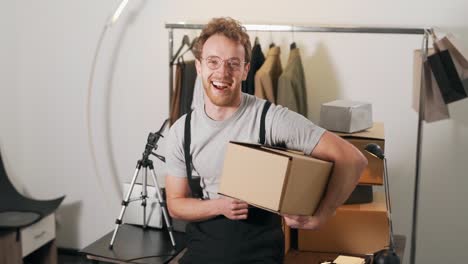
[242,62,250,81]
[195,59,202,75]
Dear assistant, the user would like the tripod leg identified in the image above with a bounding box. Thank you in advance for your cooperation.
[109,166,141,249]
[142,167,148,228]
[149,168,176,247]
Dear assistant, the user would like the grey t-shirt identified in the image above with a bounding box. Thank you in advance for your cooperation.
[165,93,325,199]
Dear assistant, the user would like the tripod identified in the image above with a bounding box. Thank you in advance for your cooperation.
[109,119,176,249]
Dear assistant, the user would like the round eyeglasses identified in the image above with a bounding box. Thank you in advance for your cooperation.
[201,56,247,71]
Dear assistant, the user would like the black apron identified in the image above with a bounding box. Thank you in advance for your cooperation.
[180,209,283,264]
[180,101,284,264]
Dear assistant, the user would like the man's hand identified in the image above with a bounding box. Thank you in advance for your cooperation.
[218,196,249,220]
[283,213,329,230]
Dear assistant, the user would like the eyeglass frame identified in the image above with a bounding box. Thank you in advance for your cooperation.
[200,55,248,71]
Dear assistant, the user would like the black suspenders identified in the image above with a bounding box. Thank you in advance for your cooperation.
[184,100,272,199]
[259,101,272,145]
[184,110,204,199]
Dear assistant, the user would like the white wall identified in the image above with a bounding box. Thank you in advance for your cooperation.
[1,1,467,263]
[1,1,18,161]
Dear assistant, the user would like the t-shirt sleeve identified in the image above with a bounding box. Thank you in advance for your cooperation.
[266,104,326,155]
[164,117,188,178]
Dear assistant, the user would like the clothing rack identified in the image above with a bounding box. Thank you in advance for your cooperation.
[165,22,432,264]
[165,23,430,109]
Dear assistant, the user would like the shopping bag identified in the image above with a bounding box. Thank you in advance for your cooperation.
[427,33,467,104]
[436,34,468,94]
[413,49,450,122]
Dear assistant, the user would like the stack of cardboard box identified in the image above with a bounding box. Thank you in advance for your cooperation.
[298,192,389,255]
[218,122,389,256]
[298,122,390,255]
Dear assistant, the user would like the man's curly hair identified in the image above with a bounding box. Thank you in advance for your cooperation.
[193,17,251,63]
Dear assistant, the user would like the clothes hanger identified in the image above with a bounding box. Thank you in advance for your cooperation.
[290,42,297,50]
[179,36,198,58]
[177,55,185,68]
[269,29,275,48]
[290,25,297,50]
[170,35,191,65]
[254,30,260,46]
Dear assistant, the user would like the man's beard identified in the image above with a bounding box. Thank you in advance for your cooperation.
[203,78,241,107]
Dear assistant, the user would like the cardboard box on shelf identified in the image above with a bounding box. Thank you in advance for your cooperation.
[334,122,385,185]
[218,141,333,216]
[298,192,389,255]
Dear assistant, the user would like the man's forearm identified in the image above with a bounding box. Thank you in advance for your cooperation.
[283,132,367,229]
[315,156,367,218]
[168,197,221,222]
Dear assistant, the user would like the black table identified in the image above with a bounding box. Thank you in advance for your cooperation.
[81,224,186,264]
[82,224,404,264]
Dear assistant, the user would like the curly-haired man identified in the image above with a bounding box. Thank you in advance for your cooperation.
[165,17,367,264]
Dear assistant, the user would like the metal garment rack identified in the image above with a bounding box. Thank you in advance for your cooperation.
[165,22,432,264]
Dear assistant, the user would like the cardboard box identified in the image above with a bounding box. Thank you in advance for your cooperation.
[219,142,333,216]
[320,100,373,133]
[335,122,385,185]
[298,192,389,255]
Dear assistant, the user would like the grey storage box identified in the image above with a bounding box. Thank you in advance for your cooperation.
[320,100,373,133]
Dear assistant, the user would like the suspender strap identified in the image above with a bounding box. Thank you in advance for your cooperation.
[184,100,271,198]
[259,101,272,145]
[184,110,203,199]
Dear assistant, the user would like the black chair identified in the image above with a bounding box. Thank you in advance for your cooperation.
[0,150,64,229]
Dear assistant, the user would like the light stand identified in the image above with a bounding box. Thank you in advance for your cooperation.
[108,119,176,249]
[86,0,135,211]
[364,143,400,264]
[409,30,430,264]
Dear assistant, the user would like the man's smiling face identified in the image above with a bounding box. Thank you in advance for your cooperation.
[196,34,250,107]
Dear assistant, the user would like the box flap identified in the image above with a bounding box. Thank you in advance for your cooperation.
[334,122,384,140]
[265,148,331,165]
[230,141,293,158]
[229,141,262,148]
[230,141,316,160]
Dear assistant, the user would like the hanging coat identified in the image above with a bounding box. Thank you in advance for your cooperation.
[243,43,265,95]
[254,46,282,103]
[277,48,308,116]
